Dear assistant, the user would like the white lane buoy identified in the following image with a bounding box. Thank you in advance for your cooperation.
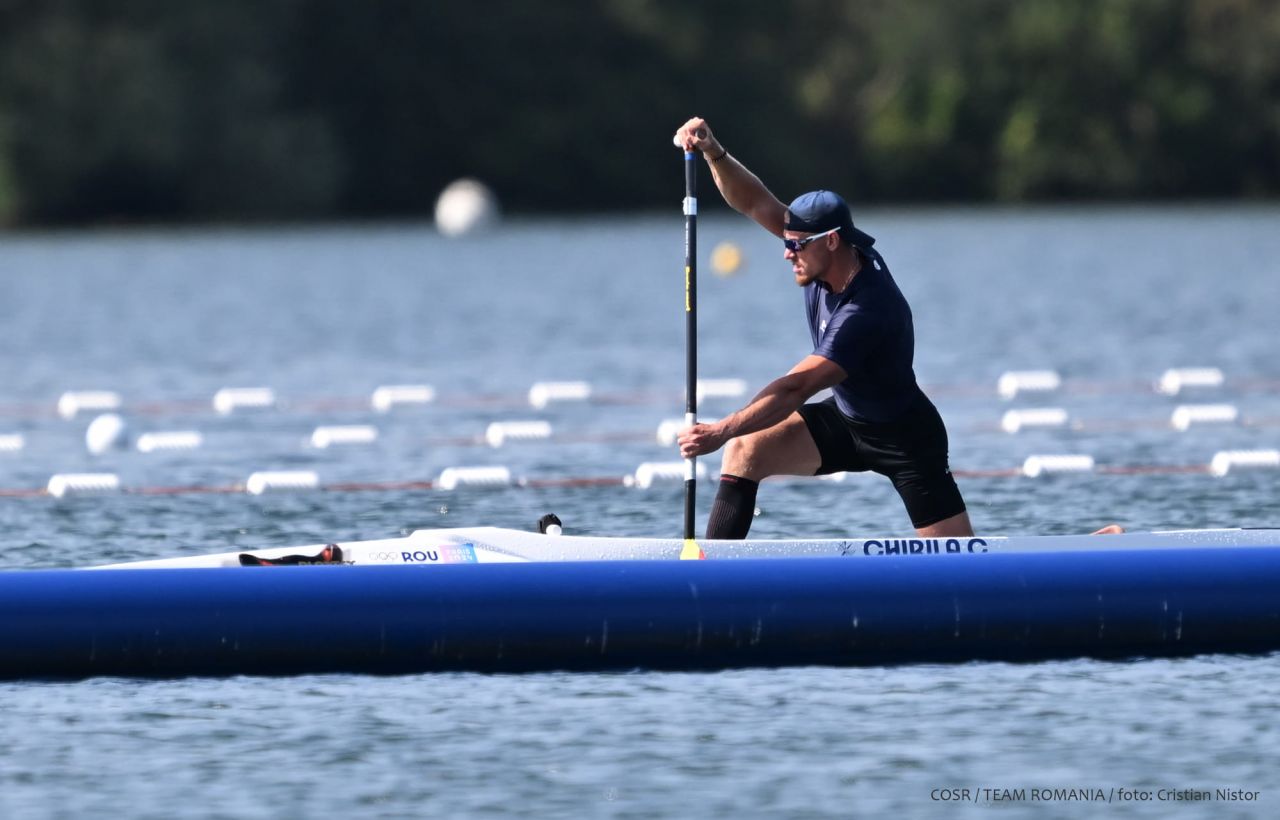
[47,473,121,498]
[1001,408,1070,434]
[528,381,592,410]
[245,471,320,495]
[627,461,708,489]
[1158,367,1224,396]
[436,466,513,490]
[997,370,1062,400]
[371,385,435,413]
[0,433,24,452]
[1209,449,1280,477]
[136,431,203,453]
[310,425,379,449]
[213,387,276,415]
[434,179,500,237]
[1021,454,1095,478]
[484,421,552,448]
[1170,404,1238,432]
[85,413,128,455]
[57,390,122,420]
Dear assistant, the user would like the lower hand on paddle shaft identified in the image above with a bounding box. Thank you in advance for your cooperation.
[678,423,729,459]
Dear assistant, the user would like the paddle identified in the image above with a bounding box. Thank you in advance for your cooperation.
[678,129,703,552]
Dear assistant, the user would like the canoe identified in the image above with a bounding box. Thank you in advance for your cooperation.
[3,527,1278,680]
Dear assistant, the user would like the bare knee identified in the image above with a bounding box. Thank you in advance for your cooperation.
[721,418,822,480]
[721,434,766,480]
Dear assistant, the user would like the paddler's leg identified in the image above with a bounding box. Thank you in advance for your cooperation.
[706,412,821,539]
[869,398,974,537]
[915,509,974,538]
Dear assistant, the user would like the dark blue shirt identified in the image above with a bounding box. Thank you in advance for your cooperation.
[804,255,924,423]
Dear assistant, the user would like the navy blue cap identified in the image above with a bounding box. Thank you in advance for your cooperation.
[785,190,876,250]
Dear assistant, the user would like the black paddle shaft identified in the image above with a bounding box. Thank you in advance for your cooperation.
[683,149,698,541]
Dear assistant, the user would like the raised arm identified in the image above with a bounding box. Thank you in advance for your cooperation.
[674,117,788,238]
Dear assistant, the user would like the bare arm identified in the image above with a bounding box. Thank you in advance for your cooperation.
[678,355,847,457]
[675,117,788,238]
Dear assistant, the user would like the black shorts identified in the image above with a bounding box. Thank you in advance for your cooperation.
[797,395,966,529]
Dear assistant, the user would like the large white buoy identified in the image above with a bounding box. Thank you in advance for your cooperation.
[85,413,128,454]
[434,179,500,237]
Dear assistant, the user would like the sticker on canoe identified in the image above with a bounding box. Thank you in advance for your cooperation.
[843,538,991,557]
[398,543,478,564]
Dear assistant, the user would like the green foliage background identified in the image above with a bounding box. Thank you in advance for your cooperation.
[1,0,1277,226]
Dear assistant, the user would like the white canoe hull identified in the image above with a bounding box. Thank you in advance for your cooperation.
[94,527,1280,569]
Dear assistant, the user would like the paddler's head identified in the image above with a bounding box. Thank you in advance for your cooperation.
[783,190,875,255]
[783,190,875,289]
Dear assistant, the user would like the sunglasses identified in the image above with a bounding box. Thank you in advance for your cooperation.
[783,226,840,252]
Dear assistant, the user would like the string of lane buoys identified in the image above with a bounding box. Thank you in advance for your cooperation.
[3,445,1273,499]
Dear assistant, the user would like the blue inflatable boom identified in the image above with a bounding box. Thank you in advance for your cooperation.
[3,548,1280,680]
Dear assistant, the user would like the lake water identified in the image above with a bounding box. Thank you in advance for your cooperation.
[1,205,1278,816]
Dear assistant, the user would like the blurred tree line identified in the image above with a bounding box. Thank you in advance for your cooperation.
[0,0,1277,226]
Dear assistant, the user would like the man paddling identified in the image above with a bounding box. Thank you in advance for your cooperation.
[673,117,974,539]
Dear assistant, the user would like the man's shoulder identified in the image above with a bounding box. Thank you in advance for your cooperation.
[853,266,910,309]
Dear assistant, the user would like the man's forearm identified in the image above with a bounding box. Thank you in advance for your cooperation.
[717,375,811,440]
